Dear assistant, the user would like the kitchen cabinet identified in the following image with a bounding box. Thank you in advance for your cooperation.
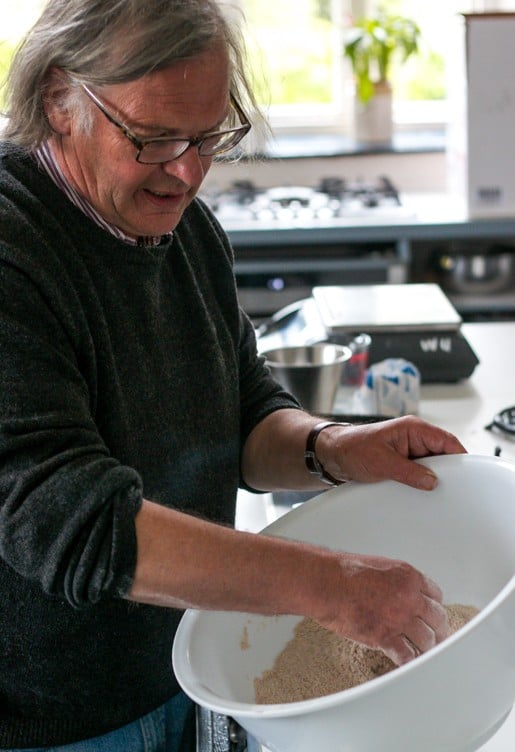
[224,194,515,322]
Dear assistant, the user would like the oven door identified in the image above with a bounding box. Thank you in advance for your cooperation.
[197,707,260,751]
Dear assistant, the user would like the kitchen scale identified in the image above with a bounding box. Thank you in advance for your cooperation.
[257,283,479,383]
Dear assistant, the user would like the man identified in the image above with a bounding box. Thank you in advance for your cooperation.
[0,1,465,749]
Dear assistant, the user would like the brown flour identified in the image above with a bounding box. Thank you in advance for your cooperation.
[254,604,479,704]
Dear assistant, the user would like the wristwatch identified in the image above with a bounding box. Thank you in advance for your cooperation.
[304,421,350,486]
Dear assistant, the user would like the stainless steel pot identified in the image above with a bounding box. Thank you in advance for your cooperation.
[435,246,515,294]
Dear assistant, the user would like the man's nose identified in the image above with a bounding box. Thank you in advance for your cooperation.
[160,144,209,185]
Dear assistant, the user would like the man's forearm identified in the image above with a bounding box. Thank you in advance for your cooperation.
[127,497,450,667]
[127,497,335,618]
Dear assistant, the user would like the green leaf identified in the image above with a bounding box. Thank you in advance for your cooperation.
[343,10,420,103]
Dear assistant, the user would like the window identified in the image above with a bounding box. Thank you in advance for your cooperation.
[241,0,515,134]
[0,0,44,98]
[0,1,46,118]
[243,0,350,131]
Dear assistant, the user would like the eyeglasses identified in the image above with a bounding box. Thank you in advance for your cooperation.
[80,83,251,164]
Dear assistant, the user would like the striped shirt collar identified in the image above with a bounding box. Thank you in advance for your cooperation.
[34,142,171,247]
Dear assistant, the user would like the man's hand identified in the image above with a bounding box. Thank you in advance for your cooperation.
[315,550,448,665]
[316,415,466,490]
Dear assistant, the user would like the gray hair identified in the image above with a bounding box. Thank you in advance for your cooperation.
[3,0,263,150]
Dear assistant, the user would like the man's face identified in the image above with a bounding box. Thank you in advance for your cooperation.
[51,45,231,239]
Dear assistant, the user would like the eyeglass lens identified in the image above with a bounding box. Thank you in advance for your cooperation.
[138,128,247,164]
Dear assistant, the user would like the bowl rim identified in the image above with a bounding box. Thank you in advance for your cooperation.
[261,343,353,367]
[173,454,515,718]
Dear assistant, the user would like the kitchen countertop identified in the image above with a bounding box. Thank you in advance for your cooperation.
[236,320,515,751]
[224,193,515,249]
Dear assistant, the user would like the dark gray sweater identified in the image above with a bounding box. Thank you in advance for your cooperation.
[0,143,297,747]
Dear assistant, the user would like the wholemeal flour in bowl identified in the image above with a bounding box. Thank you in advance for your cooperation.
[254,604,479,703]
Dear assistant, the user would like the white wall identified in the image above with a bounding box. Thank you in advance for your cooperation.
[204,150,448,194]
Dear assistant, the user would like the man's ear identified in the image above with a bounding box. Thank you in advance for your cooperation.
[43,68,74,135]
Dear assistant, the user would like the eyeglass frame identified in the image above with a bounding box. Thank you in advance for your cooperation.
[79,82,251,164]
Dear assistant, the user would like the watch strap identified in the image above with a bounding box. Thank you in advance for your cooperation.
[304,421,350,486]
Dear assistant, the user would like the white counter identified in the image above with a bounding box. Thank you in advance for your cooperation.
[421,322,515,462]
[236,321,515,751]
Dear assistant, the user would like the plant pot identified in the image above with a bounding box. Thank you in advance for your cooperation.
[353,81,393,145]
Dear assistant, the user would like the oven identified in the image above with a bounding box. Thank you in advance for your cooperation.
[234,244,408,322]
[196,707,258,752]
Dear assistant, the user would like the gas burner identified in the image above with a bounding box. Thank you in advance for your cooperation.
[201,175,415,227]
[231,179,259,205]
[250,186,330,222]
[318,176,346,197]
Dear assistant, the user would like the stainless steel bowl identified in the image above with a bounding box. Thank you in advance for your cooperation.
[261,344,352,414]
[436,247,515,294]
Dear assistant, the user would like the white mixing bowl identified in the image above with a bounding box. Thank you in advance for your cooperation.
[173,454,515,752]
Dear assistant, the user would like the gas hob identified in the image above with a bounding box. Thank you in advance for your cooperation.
[200,176,417,230]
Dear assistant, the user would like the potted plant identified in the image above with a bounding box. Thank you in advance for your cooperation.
[343,9,421,143]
